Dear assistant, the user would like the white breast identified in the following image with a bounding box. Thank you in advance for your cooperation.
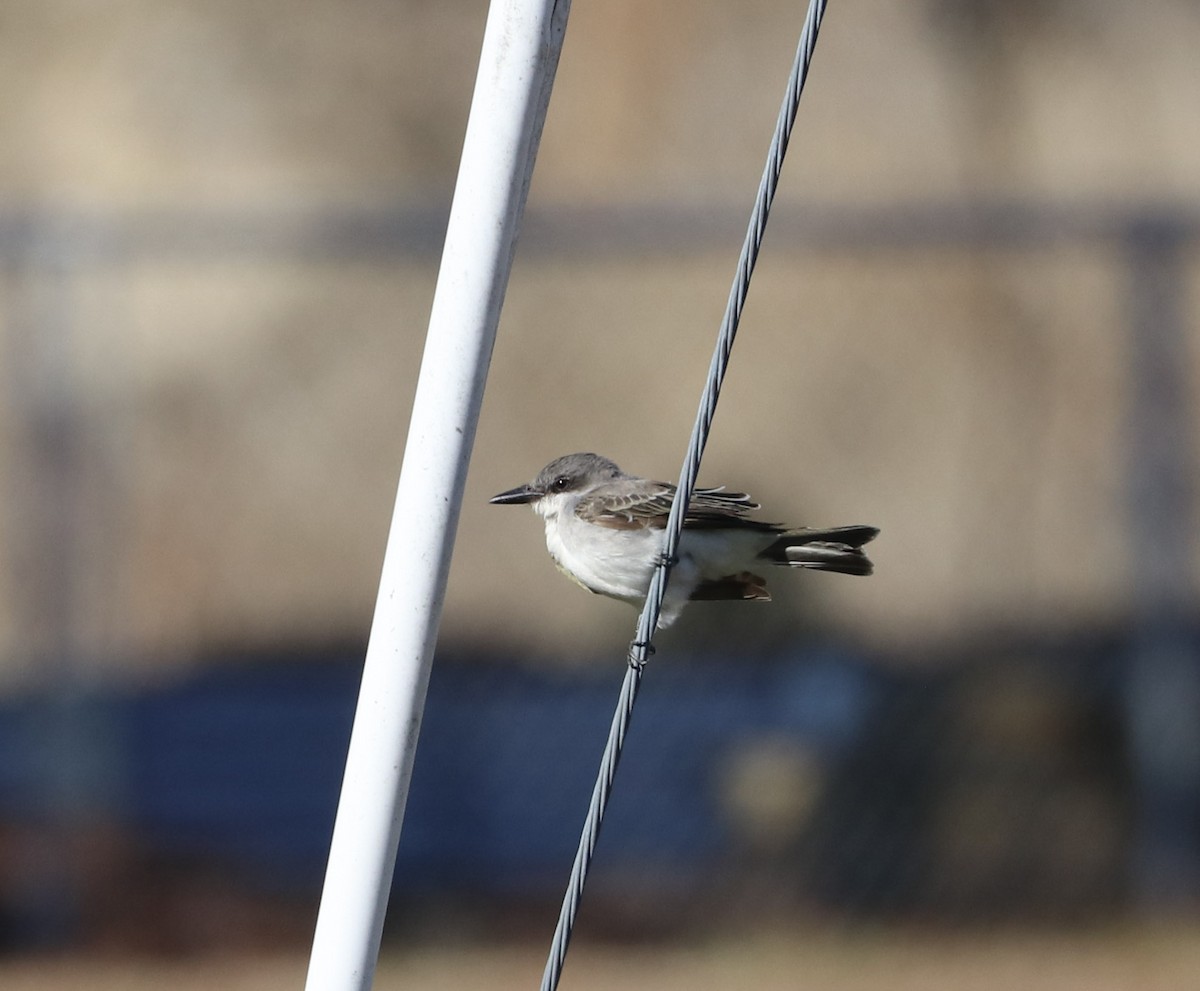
[543,510,663,602]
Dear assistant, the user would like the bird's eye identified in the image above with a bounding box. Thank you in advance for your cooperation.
[553,476,570,491]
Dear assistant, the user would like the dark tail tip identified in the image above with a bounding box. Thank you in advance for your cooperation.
[766,525,879,576]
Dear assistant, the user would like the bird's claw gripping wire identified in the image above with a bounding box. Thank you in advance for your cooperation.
[627,640,656,669]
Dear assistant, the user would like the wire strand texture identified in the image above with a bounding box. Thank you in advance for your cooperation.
[539,2,829,988]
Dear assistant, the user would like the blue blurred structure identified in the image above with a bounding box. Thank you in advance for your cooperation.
[0,647,883,939]
[0,632,1149,945]
[113,649,875,891]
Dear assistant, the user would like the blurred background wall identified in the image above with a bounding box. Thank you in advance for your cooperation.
[0,0,1198,960]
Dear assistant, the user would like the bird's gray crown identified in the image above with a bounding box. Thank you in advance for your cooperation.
[532,452,624,495]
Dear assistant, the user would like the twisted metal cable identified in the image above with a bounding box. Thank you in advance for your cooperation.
[539,3,829,988]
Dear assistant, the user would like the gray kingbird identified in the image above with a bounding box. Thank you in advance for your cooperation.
[490,452,878,629]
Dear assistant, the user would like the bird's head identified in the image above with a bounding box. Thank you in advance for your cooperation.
[489,452,624,517]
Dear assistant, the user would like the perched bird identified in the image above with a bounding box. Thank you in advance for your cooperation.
[489,452,878,629]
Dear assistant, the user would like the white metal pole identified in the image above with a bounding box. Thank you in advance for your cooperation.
[304,3,571,988]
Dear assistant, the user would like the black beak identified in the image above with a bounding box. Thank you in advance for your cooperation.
[489,484,539,505]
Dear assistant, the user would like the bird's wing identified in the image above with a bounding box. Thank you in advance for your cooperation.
[576,479,775,531]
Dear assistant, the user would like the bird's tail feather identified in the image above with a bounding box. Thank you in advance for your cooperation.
[761,525,878,576]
